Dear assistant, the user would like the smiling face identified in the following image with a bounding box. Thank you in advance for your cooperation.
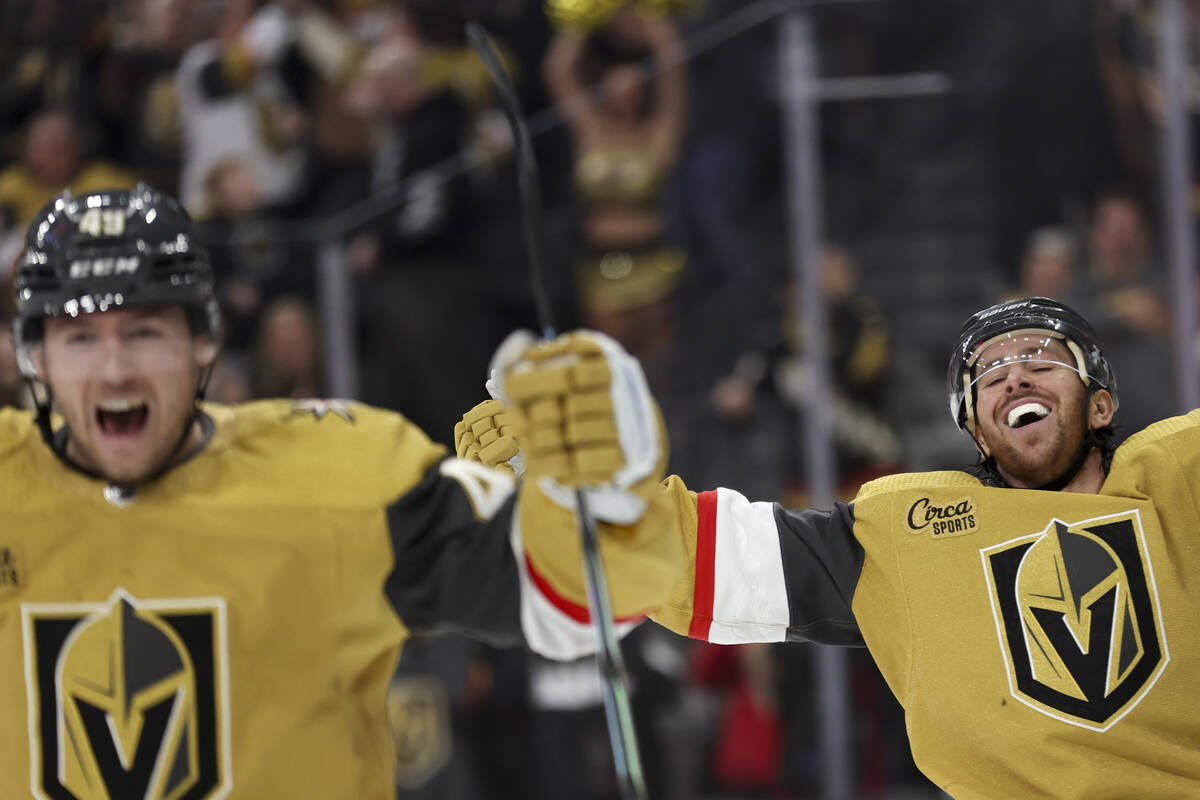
[970,333,1114,490]
[38,306,214,483]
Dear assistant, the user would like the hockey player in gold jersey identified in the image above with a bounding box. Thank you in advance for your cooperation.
[0,185,679,800]
[460,296,1200,799]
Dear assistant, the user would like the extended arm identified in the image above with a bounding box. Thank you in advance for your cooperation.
[382,424,666,661]
[458,388,868,649]
[650,480,865,647]
[385,330,680,660]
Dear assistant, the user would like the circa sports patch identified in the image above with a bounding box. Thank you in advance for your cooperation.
[22,589,232,800]
[980,510,1168,731]
[905,496,979,538]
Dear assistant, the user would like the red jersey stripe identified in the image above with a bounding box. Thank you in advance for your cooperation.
[524,553,643,625]
[688,490,719,639]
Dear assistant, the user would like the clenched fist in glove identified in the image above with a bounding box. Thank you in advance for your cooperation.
[488,329,666,524]
[454,329,680,630]
[454,398,523,476]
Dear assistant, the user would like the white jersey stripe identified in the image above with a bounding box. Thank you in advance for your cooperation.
[509,499,638,660]
[709,487,790,644]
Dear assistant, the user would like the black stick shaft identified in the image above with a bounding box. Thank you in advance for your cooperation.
[466,22,648,800]
[576,489,647,798]
[466,23,556,340]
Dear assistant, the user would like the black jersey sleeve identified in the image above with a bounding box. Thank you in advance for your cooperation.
[383,460,524,647]
[651,482,865,647]
[776,502,865,645]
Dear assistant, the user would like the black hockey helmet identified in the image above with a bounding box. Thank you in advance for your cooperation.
[12,183,221,380]
[947,296,1118,433]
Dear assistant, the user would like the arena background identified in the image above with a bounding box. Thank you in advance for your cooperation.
[1,1,1195,797]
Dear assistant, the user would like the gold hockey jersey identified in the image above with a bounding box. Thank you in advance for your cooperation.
[651,410,1200,799]
[0,399,677,800]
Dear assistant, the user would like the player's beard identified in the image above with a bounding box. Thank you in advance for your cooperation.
[987,393,1091,489]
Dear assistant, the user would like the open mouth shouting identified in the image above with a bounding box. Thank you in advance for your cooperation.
[96,398,150,439]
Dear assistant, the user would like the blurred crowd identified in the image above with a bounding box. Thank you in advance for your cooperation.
[1,0,1196,797]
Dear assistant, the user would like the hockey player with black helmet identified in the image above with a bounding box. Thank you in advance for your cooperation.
[12,183,224,502]
[947,295,1119,492]
[459,295,1200,798]
[0,185,679,798]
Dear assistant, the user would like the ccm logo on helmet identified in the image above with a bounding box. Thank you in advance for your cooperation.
[68,256,140,279]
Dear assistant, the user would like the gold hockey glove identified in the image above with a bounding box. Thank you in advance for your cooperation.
[492,329,665,525]
[454,398,523,475]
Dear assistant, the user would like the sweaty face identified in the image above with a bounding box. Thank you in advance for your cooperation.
[40,307,211,484]
[969,334,1097,488]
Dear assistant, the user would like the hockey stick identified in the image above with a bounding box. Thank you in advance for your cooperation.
[466,22,649,800]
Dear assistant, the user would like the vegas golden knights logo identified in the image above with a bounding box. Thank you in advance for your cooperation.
[22,589,232,800]
[387,676,451,789]
[981,510,1168,731]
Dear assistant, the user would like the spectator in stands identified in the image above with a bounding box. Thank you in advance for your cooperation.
[206,355,253,406]
[0,110,137,233]
[194,156,315,356]
[343,7,494,445]
[175,0,333,215]
[1015,227,1079,301]
[543,4,688,375]
[252,295,322,400]
[1066,190,1176,437]
[709,245,902,500]
[669,0,778,382]
[0,0,115,166]
[102,0,221,196]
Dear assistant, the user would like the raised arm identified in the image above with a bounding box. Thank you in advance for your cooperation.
[381,330,680,661]
[649,480,864,647]
[543,28,600,139]
[634,11,688,164]
[458,377,868,650]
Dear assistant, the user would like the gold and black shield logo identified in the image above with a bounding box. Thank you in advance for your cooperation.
[981,510,1168,731]
[22,589,232,800]
[387,676,451,789]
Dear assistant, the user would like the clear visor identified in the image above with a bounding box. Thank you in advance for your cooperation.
[966,331,1087,394]
[958,330,1090,432]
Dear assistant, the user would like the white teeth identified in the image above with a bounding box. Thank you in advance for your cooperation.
[98,398,146,412]
[1007,402,1050,428]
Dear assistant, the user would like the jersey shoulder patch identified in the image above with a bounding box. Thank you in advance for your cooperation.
[280,398,359,424]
